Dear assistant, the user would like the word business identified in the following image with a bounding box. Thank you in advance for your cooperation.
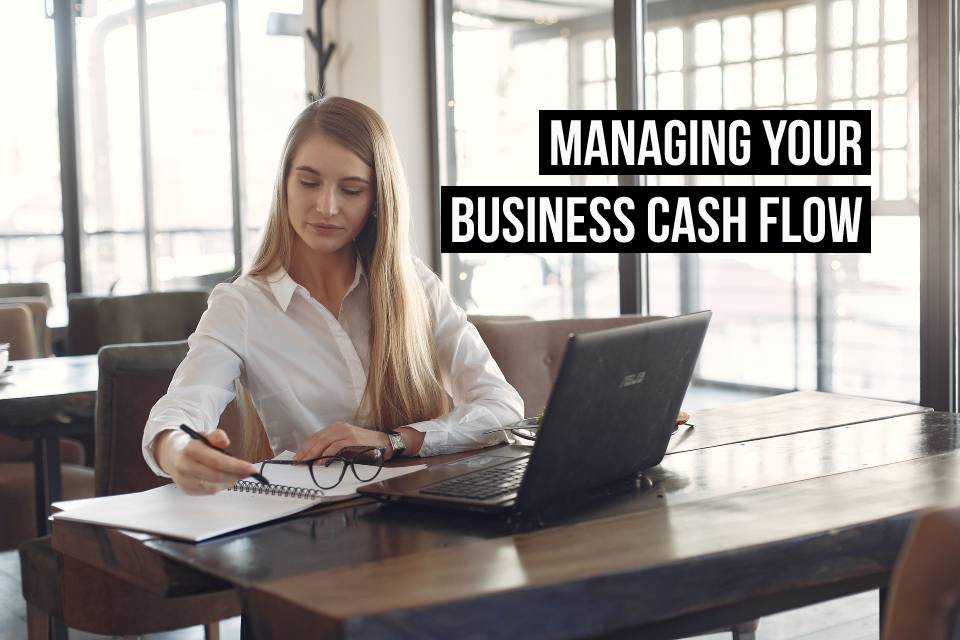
[440,110,871,253]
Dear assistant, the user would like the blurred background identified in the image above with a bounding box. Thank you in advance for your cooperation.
[0,0,924,410]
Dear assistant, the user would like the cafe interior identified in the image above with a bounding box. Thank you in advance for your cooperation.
[1,0,958,639]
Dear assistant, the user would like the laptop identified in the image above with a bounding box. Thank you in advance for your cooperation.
[359,311,711,516]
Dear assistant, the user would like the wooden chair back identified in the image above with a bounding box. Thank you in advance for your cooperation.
[0,303,38,360]
[883,506,960,640]
[471,315,664,415]
[95,340,268,496]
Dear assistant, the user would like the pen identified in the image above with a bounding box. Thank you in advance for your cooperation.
[178,424,270,485]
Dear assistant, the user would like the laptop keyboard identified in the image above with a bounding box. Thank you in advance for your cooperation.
[421,458,529,500]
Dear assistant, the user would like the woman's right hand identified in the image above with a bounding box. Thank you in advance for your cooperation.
[154,428,260,495]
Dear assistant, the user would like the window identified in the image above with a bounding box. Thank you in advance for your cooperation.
[440,3,619,319]
[645,0,919,402]
[8,0,307,323]
[435,0,920,403]
[0,4,66,323]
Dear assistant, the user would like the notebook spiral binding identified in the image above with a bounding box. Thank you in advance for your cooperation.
[231,480,325,499]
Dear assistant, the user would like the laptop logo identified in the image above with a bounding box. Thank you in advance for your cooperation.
[619,371,646,388]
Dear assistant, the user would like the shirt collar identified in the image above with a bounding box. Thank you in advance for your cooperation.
[265,252,366,312]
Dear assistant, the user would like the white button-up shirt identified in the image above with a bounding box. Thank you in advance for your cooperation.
[141,255,524,476]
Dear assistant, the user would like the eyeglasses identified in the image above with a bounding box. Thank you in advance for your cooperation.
[258,446,385,490]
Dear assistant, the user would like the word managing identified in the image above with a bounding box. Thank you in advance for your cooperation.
[550,118,863,168]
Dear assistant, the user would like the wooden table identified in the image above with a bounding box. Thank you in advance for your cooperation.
[50,391,935,638]
[0,355,98,535]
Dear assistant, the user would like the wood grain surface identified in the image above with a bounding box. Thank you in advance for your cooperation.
[244,443,960,639]
[48,393,943,638]
[0,355,97,435]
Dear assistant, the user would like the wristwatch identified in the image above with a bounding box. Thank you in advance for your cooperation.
[386,430,406,458]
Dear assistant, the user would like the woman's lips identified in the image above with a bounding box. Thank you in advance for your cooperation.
[307,222,344,233]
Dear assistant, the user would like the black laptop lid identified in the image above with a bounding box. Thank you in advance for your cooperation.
[515,311,711,511]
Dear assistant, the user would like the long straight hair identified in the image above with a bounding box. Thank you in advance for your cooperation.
[247,97,450,435]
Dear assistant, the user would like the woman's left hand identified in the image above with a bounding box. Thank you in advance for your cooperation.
[294,421,389,461]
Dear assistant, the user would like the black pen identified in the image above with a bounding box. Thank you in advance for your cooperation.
[179,424,270,485]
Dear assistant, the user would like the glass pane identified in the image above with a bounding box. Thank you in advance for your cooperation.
[0,238,66,326]
[754,59,784,107]
[146,2,234,292]
[857,98,880,147]
[75,0,143,234]
[694,67,722,109]
[238,0,305,259]
[753,10,783,59]
[857,0,881,44]
[605,37,616,78]
[644,74,657,108]
[648,254,681,317]
[786,54,817,104]
[829,50,853,99]
[644,31,657,73]
[148,3,231,230]
[786,5,817,54]
[883,43,908,95]
[583,39,605,82]
[855,148,881,200]
[882,96,908,147]
[0,3,66,323]
[639,0,919,404]
[446,2,618,318]
[723,63,752,109]
[824,218,919,401]
[463,254,619,318]
[882,149,908,200]
[583,82,606,109]
[697,254,801,389]
[855,47,879,97]
[156,231,234,289]
[656,27,683,72]
[84,233,148,296]
[693,20,721,67]
[723,16,751,63]
[657,72,684,109]
[884,0,908,40]
[830,0,854,48]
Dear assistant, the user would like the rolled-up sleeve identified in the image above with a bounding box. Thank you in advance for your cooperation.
[141,284,248,476]
[406,264,525,456]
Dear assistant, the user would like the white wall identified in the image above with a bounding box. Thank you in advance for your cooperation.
[305,0,435,269]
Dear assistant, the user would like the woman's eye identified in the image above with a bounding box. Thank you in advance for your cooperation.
[299,180,318,188]
[342,189,362,196]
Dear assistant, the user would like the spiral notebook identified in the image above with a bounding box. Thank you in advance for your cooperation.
[51,451,426,542]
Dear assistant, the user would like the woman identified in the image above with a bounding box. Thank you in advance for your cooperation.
[142,97,523,495]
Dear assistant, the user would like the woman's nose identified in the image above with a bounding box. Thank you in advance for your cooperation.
[315,186,339,215]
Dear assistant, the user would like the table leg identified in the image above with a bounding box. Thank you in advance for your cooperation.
[33,436,62,536]
[879,587,889,631]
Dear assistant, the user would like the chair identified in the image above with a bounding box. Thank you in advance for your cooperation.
[470,315,665,414]
[0,282,52,307]
[882,506,960,640]
[470,315,760,640]
[0,297,51,356]
[67,290,211,355]
[0,303,93,550]
[19,340,268,639]
[0,303,38,360]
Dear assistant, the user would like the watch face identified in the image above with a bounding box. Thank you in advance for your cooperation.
[389,432,405,451]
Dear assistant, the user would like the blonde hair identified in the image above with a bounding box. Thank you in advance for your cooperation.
[247,97,450,439]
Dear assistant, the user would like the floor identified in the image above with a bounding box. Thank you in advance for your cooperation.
[0,548,879,640]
